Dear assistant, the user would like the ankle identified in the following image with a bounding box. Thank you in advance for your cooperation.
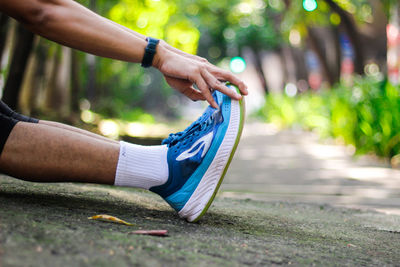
[114,142,168,189]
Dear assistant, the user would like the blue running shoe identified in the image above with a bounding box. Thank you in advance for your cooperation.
[150,83,245,222]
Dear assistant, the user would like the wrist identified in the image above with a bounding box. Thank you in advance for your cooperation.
[152,42,167,69]
[141,37,160,68]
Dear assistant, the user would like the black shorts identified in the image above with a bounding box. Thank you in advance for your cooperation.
[0,100,38,155]
[0,100,39,123]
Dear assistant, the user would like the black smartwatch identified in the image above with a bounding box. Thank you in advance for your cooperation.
[141,37,160,68]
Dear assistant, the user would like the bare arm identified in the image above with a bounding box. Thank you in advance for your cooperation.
[0,0,248,107]
[1,0,148,62]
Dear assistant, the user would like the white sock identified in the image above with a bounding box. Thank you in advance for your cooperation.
[114,141,169,189]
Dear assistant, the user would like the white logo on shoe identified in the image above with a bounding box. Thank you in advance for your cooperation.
[176,131,214,161]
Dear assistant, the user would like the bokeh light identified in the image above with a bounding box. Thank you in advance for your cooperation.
[125,122,146,137]
[208,46,222,58]
[79,99,91,111]
[297,79,309,92]
[99,120,120,138]
[81,110,95,124]
[303,0,317,12]
[289,29,301,47]
[330,13,341,25]
[223,28,236,41]
[364,63,381,78]
[285,83,298,97]
[230,57,246,73]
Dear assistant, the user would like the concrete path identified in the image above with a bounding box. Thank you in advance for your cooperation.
[2,176,400,266]
[221,123,400,215]
[2,123,400,266]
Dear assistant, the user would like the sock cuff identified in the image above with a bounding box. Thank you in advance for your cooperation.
[114,141,168,189]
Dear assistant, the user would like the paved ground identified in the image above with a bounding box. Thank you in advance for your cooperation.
[222,123,400,215]
[1,122,400,266]
[1,177,400,266]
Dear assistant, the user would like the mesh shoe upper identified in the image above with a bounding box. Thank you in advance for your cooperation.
[150,92,225,204]
[150,84,244,221]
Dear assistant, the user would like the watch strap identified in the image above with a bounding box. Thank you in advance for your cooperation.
[141,37,160,68]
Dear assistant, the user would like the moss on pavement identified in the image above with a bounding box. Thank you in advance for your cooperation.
[1,175,399,266]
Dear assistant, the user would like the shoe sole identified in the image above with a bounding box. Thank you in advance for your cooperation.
[178,85,245,222]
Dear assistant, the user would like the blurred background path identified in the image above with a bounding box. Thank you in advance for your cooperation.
[222,122,400,215]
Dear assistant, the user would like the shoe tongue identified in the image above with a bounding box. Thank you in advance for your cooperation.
[199,91,219,121]
[181,92,219,129]
[162,91,220,146]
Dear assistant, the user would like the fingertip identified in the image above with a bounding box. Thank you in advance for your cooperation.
[211,100,218,109]
[230,91,242,100]
[239,83,248,95]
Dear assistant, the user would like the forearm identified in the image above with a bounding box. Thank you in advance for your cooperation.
[108,19,146,41]
[107,19,199,61]
[2,0,148,63]
[0,0,248,106]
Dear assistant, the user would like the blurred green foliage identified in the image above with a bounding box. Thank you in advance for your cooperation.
[281,0,377,45]
[39,0,398,126]
[75,0,281,120]
[260,78,400,158]
[72,0,203,121]
[109,0,200,54]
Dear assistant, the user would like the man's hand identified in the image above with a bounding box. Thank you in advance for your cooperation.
[163,76,205,101]
[154,43,248,109]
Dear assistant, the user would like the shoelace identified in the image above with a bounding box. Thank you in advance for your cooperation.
[162,109,222,148]
[162,113,208,146]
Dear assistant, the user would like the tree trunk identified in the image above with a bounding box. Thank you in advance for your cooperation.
[57,46,72,116]
[25,38,47,115]
[44,45,62,111]
[323,0,365,75]
[70,49,81,114]
[86,0,97,102]
[43,45,71,116]
[2,24,35,110]
[0,13,10,67]
[86,54,96,102]
[307,27,336,85]
[19,38,37,114]
[279,45,298,83]
[332,26,342,82]
[253,48,269,94]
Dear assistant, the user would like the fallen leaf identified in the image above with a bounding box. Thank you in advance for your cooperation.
[128,230,168,236]
[88,214,134,226]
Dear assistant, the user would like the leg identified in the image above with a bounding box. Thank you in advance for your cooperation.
[1,99,116,144]
[0,102,167,188]
[39,120,118,145]
[0,122,119,184]
[0,85,245,222]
